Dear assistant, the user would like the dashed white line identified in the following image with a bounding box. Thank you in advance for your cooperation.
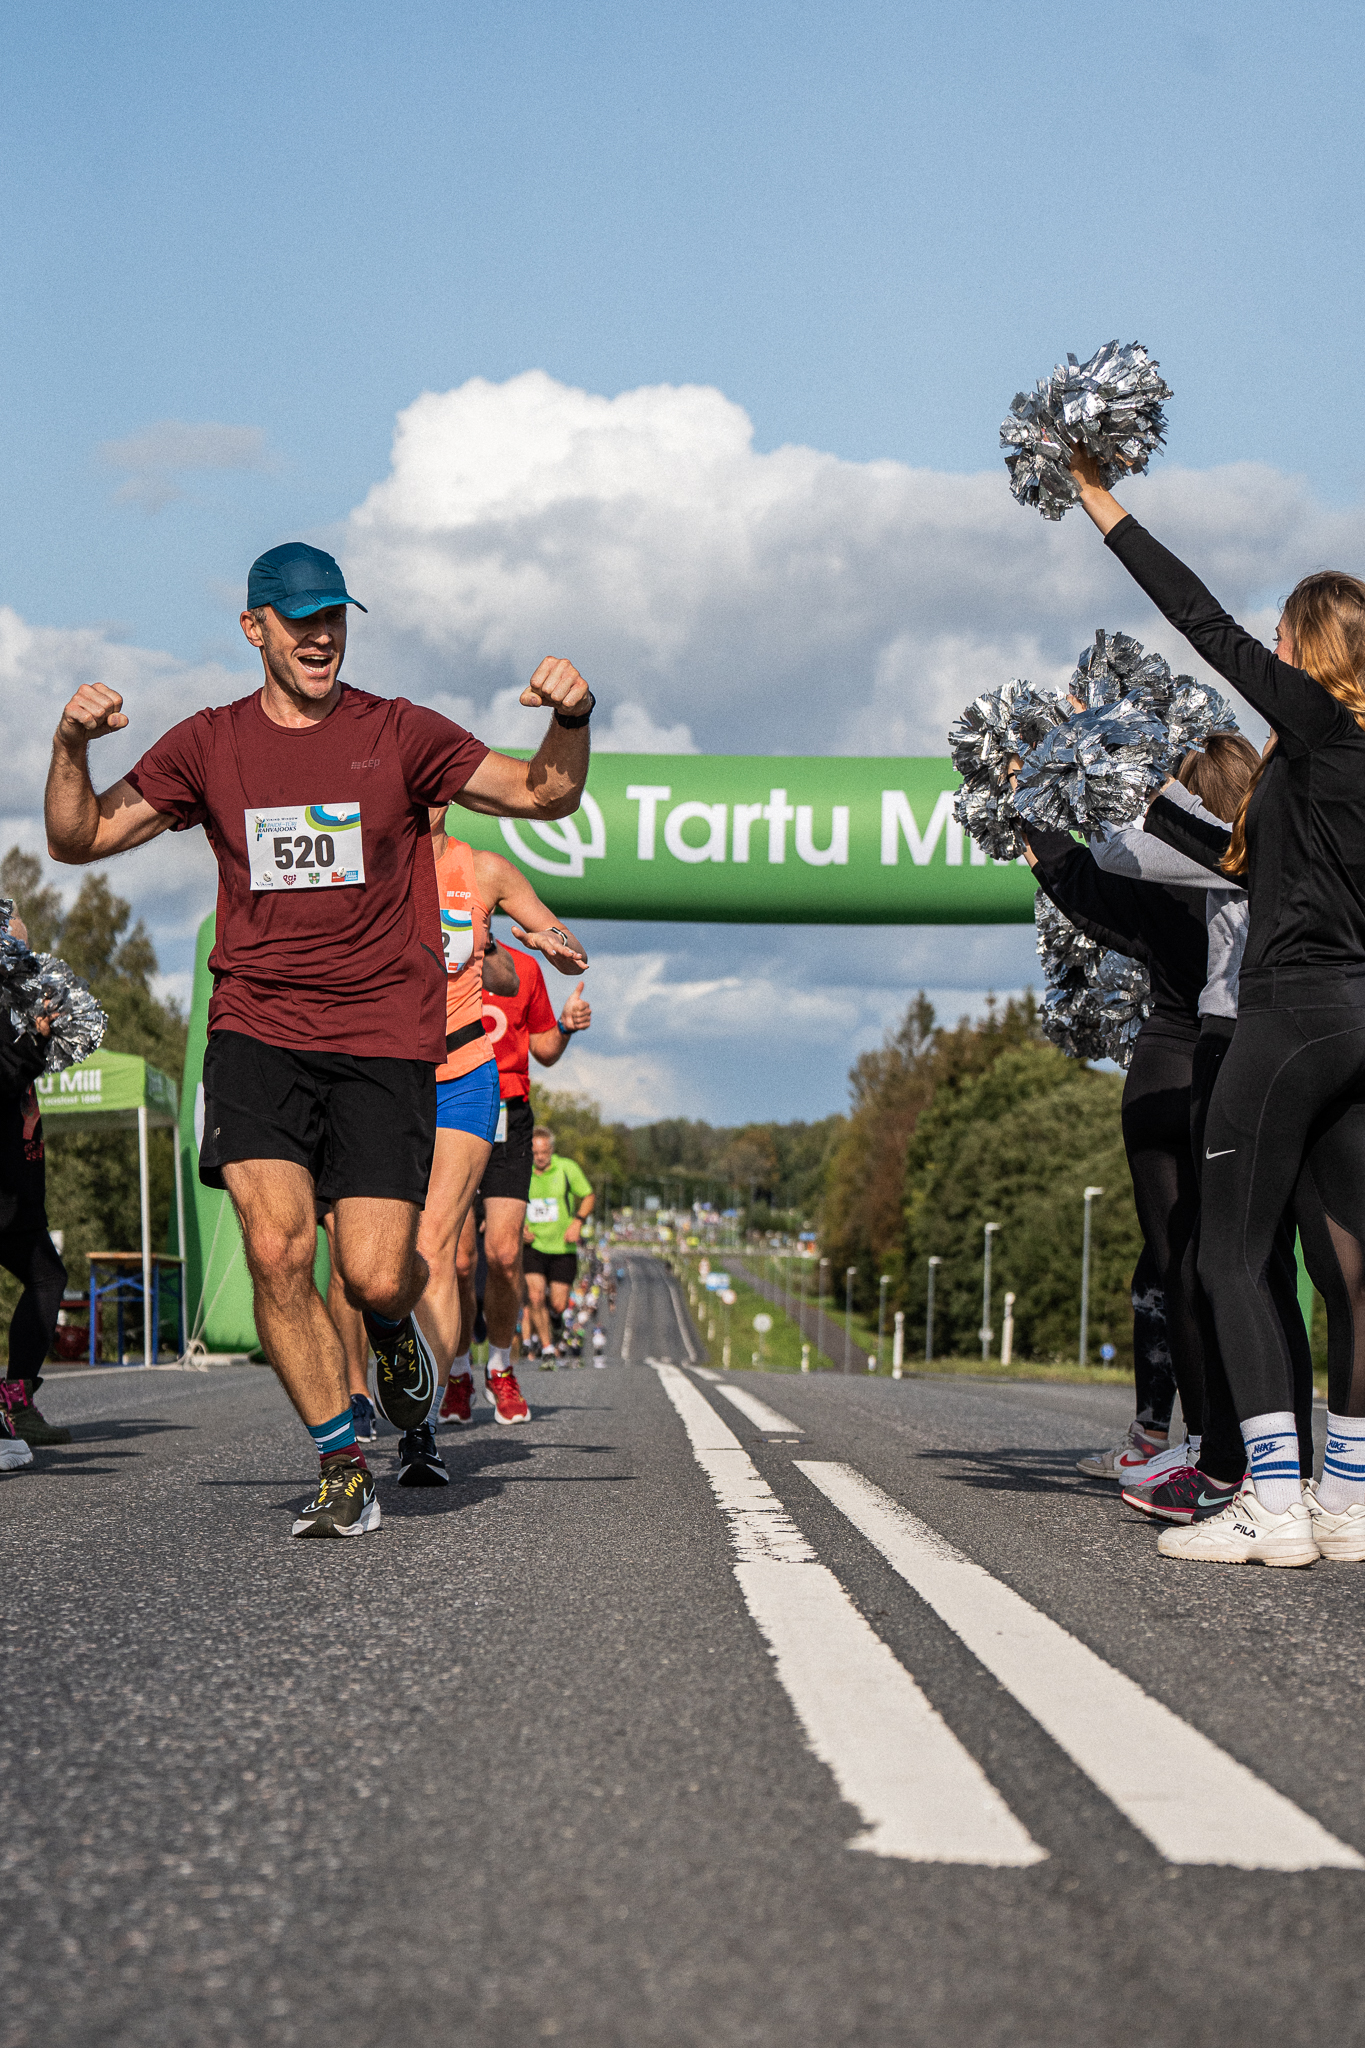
[712,1383,804,1436]
[797,1461,1364,1873]
[651,1363,1044,1866]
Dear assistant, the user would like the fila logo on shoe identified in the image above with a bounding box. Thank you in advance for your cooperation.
[1234,1521,1259,1538]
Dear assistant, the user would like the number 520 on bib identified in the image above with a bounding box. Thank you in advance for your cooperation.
[246,804,366,891]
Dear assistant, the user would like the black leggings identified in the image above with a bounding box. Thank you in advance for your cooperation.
[0,1227,67,1383]
[1186,1025,1313,1482]
[1121,1027,1204,1436]
[1200,970,1365,1421]
[1131,1242,1176,1432]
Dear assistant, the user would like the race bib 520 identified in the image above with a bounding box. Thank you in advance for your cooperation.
[526,1197,560,1224]
[246,804,365,891]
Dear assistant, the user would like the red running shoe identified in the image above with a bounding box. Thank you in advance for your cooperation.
[486,1367,530,1426]
[439,1372,475,1427]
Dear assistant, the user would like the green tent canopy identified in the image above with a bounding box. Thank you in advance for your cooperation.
[36,1048,185,1368]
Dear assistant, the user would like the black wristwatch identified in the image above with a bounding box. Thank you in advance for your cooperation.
[554,690,595,729]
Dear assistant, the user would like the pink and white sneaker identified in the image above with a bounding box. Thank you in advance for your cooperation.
[1119,1437,1199,1494]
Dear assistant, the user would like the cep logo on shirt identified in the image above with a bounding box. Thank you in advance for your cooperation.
[351,758,381,770]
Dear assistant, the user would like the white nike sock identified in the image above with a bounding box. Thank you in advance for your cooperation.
[1186,1433,1201,1460]
[1241,1410,1302,1515]
[1318,1411,1365,1512]
[488,1345,512,1377]
[449,1352,471,1380]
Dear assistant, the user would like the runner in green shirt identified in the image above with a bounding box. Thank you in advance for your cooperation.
[522,1126,594,1361]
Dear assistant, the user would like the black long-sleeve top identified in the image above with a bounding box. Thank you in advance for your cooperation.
[1025,824,1208,1039]
[1145,788,1233,875]
[0,1014,49,1232]
[1106,516,1365,984]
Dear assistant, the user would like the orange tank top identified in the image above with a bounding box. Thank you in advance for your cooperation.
[433,836,495,1082]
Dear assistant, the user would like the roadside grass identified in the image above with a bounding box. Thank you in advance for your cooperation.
[671,1251,1133,1386]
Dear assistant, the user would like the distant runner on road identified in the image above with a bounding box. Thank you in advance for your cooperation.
[43,539,594,1538]
[523,1127,594,1364]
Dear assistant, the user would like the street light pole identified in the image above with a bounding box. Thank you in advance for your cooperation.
[817,1257,829,1365]
[980,1222,1000,1362]
[877,1275,889,1374]
[844,1265,856,1373]
[1080,1186,1104,1366]
[926,1256,941,1362]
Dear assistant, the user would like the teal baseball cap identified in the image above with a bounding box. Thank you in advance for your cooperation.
[247,542,367,619]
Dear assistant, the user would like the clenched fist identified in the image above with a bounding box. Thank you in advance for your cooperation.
[58,683,129,748]
[519,658,591,716]
[559,982,592,1032]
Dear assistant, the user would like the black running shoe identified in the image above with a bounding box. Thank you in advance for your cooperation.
[291,1456,380,1538]
[365,1312,438,1430]
[397,1422,449,1487]
[350,1392,378,1443]
[1122,1466,1237,1525]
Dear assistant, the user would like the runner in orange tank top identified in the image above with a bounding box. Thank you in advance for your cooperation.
[377,810,591,1477]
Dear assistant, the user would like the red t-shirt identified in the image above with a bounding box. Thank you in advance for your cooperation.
[123,686,487,1062]
[482,943,557,1101]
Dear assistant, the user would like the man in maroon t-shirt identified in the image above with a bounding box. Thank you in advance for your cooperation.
[43,540,594,1538]
[445,945,591,1426]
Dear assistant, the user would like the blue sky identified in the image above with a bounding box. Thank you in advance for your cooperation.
[5,0,1364,1121]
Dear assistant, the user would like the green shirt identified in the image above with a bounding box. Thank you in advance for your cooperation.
[525,1155,593,1256]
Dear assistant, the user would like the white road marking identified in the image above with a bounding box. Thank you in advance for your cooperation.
[798,1462,1364,1872]
[665,1275,698,1361]
[650,1363,1043,1866]
[712,1384,804,1436]
[691,1365,722,1382]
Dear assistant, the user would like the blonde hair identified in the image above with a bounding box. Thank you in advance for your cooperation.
[1222,571,1365,878]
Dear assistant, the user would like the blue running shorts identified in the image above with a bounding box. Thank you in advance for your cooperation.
[435,1059,501,1142]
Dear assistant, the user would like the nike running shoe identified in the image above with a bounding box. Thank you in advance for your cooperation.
[439,1372,475,1426]
[397,1423,450,1487]
[366,1312,438,1432]
[0,1413,34,1472]
[486,1367,530,1425]
[1156,1482,1319,1567]
[291,1455,380,1538]
[350,1392,378,1444]
[1076,1420,1169,1482]
[1122,1467,1236,1524]
[1304,1480,1365,1562]
[10,1403,72,1447]
[1117,1437,1199,1494]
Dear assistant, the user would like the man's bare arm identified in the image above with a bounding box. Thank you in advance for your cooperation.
[528,983,591,1069]
[45,684,174,864]
[456,658,591,821]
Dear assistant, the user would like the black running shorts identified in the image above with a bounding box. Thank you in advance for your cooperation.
[477,1095,535,1203]
[199,1030,436,1208]
[523,1247,579,1287]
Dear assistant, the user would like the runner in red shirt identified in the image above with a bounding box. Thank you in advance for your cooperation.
[446,944,591,1426]
[43,540,595,1538]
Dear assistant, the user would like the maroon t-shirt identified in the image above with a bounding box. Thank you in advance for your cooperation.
[123,686,488,1062]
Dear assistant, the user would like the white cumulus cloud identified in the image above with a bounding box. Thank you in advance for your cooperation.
[339,370,1365,756]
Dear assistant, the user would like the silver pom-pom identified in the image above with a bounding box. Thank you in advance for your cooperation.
[0,907,107,1073]
[1070,627,1184,716]
[1014,697,1173,833]
[1035,893,1150,1069]
[1164,679,1239,758]
[1001,340,1173,521]
[949,678,1068,860]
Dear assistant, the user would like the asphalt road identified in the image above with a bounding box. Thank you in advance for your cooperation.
[5,1252,1364,2047]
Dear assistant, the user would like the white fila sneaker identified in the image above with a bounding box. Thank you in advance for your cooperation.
[1156,1482,1319,1567]
[1304,1480,1365,1562]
